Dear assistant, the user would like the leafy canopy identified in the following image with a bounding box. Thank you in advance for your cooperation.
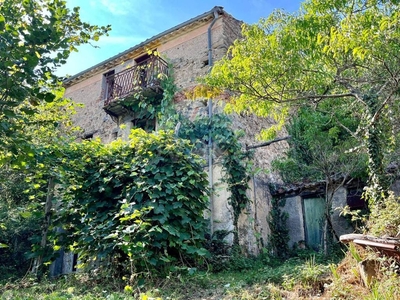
[207,0,400,125]
[273,103,367,184]
[0,0,110,160]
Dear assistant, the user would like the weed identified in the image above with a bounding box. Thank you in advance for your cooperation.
[3,249,400,299]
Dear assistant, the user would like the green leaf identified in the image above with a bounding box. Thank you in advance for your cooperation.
[0,14,5,31]
[20,211,32,218]
[44,93,56,103]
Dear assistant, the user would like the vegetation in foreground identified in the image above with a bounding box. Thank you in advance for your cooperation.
[2,246,400,300]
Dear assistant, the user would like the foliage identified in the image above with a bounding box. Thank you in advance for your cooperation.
[0,0,109,161]
[272,105,367,184]
[267,197,290,258]
[176,113,252,246]
[0,0,109,273]
[368,191,400,237]
[271,105,367,252]
[157,64,178,129]
[53,130,209,276]
[1,252,342,299]
[0,0,109,274]
[0,0,110,113]
[282,256,330,294]
[0,167,39,281]
[328,244,400,299]
[117,68,174,127]
[0,95,81,279]
[206,0,400,204]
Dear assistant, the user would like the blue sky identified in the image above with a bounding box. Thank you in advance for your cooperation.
[58,0,303,77]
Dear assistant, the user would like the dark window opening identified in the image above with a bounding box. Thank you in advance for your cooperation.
[112,131,118,140]
[135,52,154,87]
[82,131,94,140]
[72,253,79,271]
[103,70,115,100]
[132,117,156,132]
[135,53,152,64]
[347,189,365,209]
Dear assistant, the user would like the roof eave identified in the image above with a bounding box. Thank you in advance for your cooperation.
[63,6,225,87]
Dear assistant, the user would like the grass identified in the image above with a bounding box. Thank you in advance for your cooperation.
[2,247,400,299]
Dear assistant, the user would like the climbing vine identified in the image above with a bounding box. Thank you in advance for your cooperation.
[177,113,253,246]
[53,130,209,275]
[267,196,290,258]
[122,63,253,238]
[111,55,176,129]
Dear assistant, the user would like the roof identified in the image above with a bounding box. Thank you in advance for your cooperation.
[63,6,225,87]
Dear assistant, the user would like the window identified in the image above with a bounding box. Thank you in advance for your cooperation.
[135,53,151,64]
[134,52,155,87]
[132,117,156,132]
[82,133,94,140]
[347,189,365,209]
[103,70,115,101]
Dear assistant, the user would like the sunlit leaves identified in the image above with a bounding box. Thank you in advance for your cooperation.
[0,0,110,164]
[207,0,400,203]
[272,104,367,184]
[206,0,400,130]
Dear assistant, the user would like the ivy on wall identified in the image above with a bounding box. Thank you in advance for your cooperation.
[53,130,209,274]
[267,197,289,258]
[177,113,253,246]
[31,66,253,279]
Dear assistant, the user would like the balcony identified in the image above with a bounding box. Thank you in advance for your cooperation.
[103,56,169,117]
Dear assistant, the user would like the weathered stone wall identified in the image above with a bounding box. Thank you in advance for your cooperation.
[65,73,117,143]
[211,165,234,244]
[158,14,242,90]
[281,187,355,250]
[331,186,354,240]
[238,178,272,255]
[174,98,288,255]
[222,14,243,51]
[390,179,400,196]
[229,112,288,183]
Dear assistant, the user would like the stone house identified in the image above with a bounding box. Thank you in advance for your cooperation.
[62,6,353,260]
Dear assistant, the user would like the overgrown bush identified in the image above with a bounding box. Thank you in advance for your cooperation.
[368,191,400,237]
[53,129,209,277]
[0,168,41,281]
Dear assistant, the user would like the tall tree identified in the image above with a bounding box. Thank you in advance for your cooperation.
[0,94,81,277]
[272,104,367,250]
[206,0,400,204]
[0,0,110,275]
[0,0,110,161]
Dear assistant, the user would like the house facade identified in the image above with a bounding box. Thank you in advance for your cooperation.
[63,6,288,256]
[62,6,354,260]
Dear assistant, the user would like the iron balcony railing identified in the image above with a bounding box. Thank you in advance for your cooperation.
[104,56,169,106]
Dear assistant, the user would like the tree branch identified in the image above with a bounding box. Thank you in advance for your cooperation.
[246,135,291,150]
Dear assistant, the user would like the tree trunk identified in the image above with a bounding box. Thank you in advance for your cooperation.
[32,176,55,276]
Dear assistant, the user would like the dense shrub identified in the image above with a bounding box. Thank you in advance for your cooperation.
[53,129,209,275]
[368,191,400,237]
